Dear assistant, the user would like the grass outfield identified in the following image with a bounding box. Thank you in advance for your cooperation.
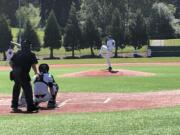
[1,108,180,135]
[1,59,180,135]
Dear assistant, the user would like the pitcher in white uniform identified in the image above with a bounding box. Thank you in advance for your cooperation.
[99,35,115,71]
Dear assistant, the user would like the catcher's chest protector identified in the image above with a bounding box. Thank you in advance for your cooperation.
[34,74,49,95]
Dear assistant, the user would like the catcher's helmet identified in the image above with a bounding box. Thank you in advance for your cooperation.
[39,63,49,73]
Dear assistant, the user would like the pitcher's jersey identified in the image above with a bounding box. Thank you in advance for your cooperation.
[107,39,115,52]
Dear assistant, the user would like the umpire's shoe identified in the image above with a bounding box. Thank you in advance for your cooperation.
[47,100,57,109]
[11,108,23,113]
[27,105,39,113]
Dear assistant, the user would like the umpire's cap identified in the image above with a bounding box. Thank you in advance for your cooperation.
[39,63,49,73]
[21,39,31,51]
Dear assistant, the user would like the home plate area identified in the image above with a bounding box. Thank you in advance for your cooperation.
[1,91,180,115]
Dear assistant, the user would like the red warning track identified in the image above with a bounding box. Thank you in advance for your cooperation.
[0,90,180,115]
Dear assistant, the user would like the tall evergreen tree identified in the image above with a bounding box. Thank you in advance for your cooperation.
[16,3,40,28]
[63,3,82,57]
[83,17,101,56]
[22,20,41,52]
[129,10,148,51]
[44,11,62,58]
[39,0,80,27]
[0,15,12,60]
[109,8,126,57]
[0,0,18,26]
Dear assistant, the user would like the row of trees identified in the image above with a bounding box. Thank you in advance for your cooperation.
[0,0,180,59]
[1,0,179,27]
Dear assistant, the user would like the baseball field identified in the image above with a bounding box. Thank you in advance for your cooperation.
[1,58,180,135]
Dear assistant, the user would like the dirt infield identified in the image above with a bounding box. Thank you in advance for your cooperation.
[0,90,180,115]
[61,69,155,77]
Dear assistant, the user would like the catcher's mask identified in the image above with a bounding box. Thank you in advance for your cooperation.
[39,63,49,73]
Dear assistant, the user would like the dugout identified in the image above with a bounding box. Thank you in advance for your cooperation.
[148,39,180,57]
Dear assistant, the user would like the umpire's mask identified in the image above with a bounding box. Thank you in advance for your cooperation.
[21,40,31,51]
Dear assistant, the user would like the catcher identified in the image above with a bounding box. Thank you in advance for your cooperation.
[19,63,59,108]
[34,63,59,108]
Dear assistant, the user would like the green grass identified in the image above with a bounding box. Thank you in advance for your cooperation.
[2,57,180,66]
[1,59,180,135]
[1,107,180,135]
[52,66,180,93]
[3,29,180,135]
[1,60,180,94]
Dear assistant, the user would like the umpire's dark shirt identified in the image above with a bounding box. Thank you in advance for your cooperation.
[11,50,38,81]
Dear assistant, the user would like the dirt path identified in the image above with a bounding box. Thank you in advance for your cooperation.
[0,90,180,115]
[1,62,180,71]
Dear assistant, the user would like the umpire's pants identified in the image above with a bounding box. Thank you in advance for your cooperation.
[11,78,34,110]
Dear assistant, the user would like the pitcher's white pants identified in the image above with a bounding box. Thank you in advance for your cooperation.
[99,45,113,68]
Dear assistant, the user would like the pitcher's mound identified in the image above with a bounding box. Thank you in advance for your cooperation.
[62,69,155,77]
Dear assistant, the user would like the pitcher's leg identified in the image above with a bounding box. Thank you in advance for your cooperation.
[105,53,112,71]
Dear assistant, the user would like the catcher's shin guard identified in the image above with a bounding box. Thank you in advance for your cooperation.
[47,93,57,108]
[47,100,56,108]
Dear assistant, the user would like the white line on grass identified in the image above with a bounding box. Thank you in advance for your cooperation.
[104,98,111,104]
[58,99,72,108]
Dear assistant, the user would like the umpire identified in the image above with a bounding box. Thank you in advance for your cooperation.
[10,40,39,113]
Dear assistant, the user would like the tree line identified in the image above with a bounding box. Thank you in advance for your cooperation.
[0,0,180,59]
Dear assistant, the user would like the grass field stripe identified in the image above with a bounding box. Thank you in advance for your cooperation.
[58,99,72,108]
[104,98,111,104]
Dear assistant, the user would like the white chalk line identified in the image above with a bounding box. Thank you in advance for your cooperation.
[0,99,11,106]
[104,98,111,104]
[58,99,72,108]
[68,101,104,104]
[0,97,112,107]
[57,97,112,106]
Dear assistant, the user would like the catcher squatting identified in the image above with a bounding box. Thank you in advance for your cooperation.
[19,63,59,109]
